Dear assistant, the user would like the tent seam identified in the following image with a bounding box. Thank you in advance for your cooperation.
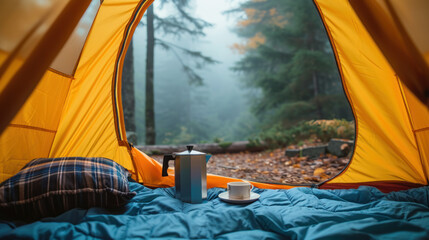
[396,75,429,185]
[415,127,429,133]
[47,73,74,157]
[320,180,425,192]
[9,124,56,133]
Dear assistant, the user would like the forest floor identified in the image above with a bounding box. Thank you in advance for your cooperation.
[149,145,350,185]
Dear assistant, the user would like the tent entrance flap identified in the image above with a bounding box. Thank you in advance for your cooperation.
[314,0,428,188]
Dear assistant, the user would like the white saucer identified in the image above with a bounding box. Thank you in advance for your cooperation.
[218,192,260,204]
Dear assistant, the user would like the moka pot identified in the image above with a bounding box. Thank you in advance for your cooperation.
[162,145,211,203]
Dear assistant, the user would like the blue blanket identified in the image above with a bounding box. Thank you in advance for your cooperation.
[1,182,429,239]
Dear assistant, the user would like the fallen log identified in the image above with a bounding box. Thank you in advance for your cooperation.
[136,141,267,155]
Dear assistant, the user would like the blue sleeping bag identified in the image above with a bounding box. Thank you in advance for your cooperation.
[1,182,429,239]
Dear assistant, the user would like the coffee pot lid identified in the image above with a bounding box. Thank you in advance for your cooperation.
[176,145,206,155]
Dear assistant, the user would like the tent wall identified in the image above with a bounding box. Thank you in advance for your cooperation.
[0,0,151,182]
[0,0,91,183]
[48,0,154,177]
[315,0,428,189]
[0,0,91,136]
[349,0,429,107]
[0,70,72,182]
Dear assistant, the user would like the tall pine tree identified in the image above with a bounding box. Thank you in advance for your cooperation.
[231,0,352,129]
[142,1,217,145]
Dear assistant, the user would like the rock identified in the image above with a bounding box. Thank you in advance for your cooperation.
[301,145,327,158]
[126,131,138,145]
[347,145,354,158]
[285,149,300,157]
[327,139,354,157]
[285,145,327,158]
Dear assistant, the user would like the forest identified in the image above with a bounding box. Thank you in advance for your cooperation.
[122,0,354,149]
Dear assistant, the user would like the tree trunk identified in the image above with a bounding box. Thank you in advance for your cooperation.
[122,39,136,133]
[145,5,156,145]
[313,71,323,119]
[136,141,268,155]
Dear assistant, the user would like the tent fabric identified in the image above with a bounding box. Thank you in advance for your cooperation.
[47,0,154,174]
[349,0,429,107]
[0,0,152,182]
[1,182,429,239]
[314,0,429,189]
[0,0,92,136]
[0,70,72,182]
[0,0,429,192]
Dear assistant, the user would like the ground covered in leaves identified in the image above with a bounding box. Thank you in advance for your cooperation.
[150,146,350,185]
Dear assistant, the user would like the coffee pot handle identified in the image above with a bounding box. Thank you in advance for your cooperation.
[162,154,175,177]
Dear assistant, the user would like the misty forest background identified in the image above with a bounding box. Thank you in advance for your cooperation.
[122,0,354,146]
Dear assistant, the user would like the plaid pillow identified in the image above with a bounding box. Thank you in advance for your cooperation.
[0,157,136,219]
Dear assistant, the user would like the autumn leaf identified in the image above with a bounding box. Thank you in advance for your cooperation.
[313,168,325,176]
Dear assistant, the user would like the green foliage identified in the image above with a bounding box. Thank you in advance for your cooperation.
[309,119,355,142]
[218,141,233,149]
[149,150,162,155]
[231,0,353,129]
[258,119,354,148]
[246,137,263,148]
[161,126,194,145]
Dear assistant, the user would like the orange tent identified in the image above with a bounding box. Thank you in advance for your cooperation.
[0,0,428,192]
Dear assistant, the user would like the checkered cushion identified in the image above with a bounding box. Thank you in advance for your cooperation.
[0,157,136,219]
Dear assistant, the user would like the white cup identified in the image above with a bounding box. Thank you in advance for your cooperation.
[227,182,253,200]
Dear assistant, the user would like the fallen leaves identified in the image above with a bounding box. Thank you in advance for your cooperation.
[150,146,349,185]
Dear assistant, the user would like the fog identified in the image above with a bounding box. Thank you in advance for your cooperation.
[130,0,353,145]
[133,0,255,144]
